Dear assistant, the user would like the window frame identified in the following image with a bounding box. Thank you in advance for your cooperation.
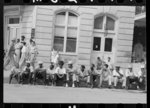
[93,14,117,53]
[93,15,116,34]
[53,11,79,55]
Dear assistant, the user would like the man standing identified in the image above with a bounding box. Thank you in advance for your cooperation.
[112,66,126,89]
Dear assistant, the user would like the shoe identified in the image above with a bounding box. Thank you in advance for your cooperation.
[72,83,75,88]
[66,84,68,87]
[108,86,112,89]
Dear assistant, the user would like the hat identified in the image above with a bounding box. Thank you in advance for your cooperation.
[26,61,30,63]
[68,61,73,65]
[115,65,120,68]
[11,37,16,41]
[141,65,145,68]
[128,65,132,68]
[38,61,43,65]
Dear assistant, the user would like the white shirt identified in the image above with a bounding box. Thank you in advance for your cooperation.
[21,46,27,53]
[47,68,55,74]
[125,69,134,77]
[23,66,34,72]
[105,60,113,69]
[55,67,66,74]
[113,69,124,77]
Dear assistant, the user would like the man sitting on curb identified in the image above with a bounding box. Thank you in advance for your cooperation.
[88,64,99,88]
[33,61,47,85]
[112,66,126,89]
[76,65,90,87]
[55,61,67,87]
[46,62,56,86]
[66,61,77,87]
[9,64,21,84]
[19,61,34,84]
[98,64,112,89]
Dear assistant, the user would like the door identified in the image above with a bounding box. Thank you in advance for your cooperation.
[4,16,20,51]
[91,15,117,64]
[91,32,115,64]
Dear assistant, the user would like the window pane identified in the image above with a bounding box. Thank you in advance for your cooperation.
[94,16,103,29]
[56,12,66,25]
[106,17,115,30]
[104,38,112,52]
[9,18,19,24]
[66,37,76,52]
[53,36,64,52]
[68,12,78,26]
[67,27,77,38]
[93,37,101,51]
[55,26,65,36]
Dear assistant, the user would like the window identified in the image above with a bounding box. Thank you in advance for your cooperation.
[94,15,115,31]
[94,16,103,29]
[93,37,101,51]
[106,17,115,30]
[9,18,19,24]
[54,11,78,53]
[104,38,112,52]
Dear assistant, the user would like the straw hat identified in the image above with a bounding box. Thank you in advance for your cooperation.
[38,61,43,65]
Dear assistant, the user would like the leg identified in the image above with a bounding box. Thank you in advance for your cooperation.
[113,77,118,88]
[122,77,126,88]
[9,73,13,84]
[108,75,112,87]
[98,75,103,88]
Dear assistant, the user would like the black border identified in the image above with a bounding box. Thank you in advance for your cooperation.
[1,0,147,108]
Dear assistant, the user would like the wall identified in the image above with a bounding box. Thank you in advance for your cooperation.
[34,6,135,69]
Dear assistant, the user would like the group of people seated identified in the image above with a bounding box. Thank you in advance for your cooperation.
[9,56,146,91]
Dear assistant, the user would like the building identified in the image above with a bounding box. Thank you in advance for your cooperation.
[4,6,137,69]
[133,6,146,62]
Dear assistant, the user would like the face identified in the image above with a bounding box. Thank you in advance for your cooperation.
[50,65,54,70]
[81,66,85,71]
[39,64,43,68]
[108,57,111,61]
[116,67,120,71]
[68,64,73,68]
[27,63,30,67]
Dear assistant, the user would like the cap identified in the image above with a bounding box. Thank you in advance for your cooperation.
[38,61,43,65]
[68,61,73,65]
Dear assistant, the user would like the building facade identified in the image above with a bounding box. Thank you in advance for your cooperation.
[4,6,136,69]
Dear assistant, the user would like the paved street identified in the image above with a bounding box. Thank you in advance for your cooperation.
[4,84,146,103]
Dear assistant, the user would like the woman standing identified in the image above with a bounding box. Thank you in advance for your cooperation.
[4,38,17,70]
[19,42,28,71]
[14,39,22,66]
[30,41,38,70]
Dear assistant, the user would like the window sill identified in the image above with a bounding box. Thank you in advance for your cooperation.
[59,52,78,56]
[93,29,116,34]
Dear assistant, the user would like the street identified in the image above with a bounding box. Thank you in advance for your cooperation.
[4,84,146,103]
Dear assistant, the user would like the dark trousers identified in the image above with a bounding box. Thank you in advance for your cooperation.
[126,76,139,89]
[90,74,98,87]
[55,74,66,86]
[33,69,46,85]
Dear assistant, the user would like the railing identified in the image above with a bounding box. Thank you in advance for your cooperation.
[135,6,146,15]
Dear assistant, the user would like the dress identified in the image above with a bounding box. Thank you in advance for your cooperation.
[30,46,38,69]
[4,42,17,70]
[19,46,28,71]
[14,43,22,65]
